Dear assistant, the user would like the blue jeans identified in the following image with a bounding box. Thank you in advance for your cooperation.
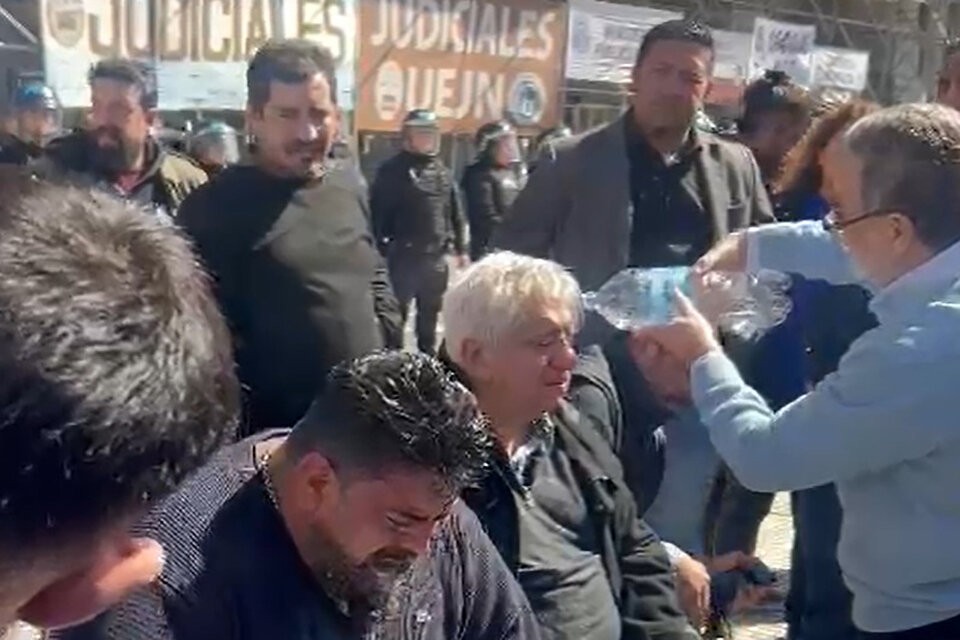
[787,483,856,640]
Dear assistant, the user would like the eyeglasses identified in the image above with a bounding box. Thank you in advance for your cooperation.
[821,208,898,233]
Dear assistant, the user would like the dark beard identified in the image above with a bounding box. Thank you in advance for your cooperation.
[88,129,142,175]
[303,523,418,622]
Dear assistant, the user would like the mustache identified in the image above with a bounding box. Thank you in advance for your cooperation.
[91,126,124,144]
[284,139,325,155]
[367,549,418,573]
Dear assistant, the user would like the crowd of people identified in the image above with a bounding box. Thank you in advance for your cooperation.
[1,16,960,640]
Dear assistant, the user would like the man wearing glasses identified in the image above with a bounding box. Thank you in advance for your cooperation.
[629,103,960,639]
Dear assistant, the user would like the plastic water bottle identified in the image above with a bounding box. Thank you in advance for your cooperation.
[582,266,793,338]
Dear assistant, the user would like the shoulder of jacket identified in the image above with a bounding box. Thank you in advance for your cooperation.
[43,131,87,170]
[699,132,755,166]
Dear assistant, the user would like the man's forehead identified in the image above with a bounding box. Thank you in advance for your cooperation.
[91,78,140,99]
[268,73,332,105]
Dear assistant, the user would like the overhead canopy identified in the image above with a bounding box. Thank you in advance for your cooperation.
[0,1,38,52]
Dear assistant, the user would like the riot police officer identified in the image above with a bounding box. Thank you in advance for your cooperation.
[0,83,62,165]
[370,108,467,355]
[529,125,572,173]
[188,121,240,177]
[461,120,528,261]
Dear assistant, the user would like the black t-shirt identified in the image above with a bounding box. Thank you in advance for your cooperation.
[55,433,540,640]
[178,166,392,433]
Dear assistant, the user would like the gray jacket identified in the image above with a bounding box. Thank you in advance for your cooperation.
[493,114,774,291]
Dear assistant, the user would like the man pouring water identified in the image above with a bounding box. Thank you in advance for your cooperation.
[630,103,960,640]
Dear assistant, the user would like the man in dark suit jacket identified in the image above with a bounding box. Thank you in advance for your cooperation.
[495,19,775,622]
[496,21,772,291]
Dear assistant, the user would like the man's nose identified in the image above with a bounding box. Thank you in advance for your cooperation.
[552,341,578,371]
[296,121,321,142]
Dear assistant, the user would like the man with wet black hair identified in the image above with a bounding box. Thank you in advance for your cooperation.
[58,350,541,640]
[0,176,238,634]
[179,39,403,435]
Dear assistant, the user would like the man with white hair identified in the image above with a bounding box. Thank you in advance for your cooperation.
[443,251,764,639]
[632,103,960,638]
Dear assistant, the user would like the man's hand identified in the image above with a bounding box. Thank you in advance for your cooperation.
[675,555,711,628]
[453,254,469,269]
[694,231,748,275]
[629,291,722,408]
[707,552,781,616]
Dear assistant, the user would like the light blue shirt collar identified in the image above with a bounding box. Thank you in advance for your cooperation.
[870,239,960,319]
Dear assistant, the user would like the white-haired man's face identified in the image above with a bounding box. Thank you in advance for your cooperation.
[457,301,578,423]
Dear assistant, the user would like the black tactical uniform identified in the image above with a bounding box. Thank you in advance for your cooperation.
[0,133,42,165]
[461,121,528,261]
[370,109,466,354]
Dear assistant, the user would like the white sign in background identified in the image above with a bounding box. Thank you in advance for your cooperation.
[712,29,752,81]
[41,0,356,110]
[812,46,870,91]
[565,0,680,83]
[749,17,816,87]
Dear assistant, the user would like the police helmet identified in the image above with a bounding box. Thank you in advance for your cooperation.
[402,109,439,129]
[475,120,515,154]
[189,121,240,165]
[12,83,60,113]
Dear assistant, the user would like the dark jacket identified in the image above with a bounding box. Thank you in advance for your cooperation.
[570,345,666,516]
[461,160,527,260]
[37,131,207,214]
[462,399,695,640]
[177,164,403,434]
[494,113,774,292]
[370,151,466,258]
[0,132,43,165]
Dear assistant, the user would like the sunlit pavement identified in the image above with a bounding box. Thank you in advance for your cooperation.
[732,493,792,639]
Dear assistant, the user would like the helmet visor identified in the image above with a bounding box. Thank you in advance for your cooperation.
[404,126,440,156]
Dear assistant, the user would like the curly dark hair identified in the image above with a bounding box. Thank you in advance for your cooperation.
[289,351,493,491]
[774,99,880,197]
[0,182,239,560]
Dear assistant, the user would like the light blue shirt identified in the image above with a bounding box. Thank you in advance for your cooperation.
[690,221,960,633]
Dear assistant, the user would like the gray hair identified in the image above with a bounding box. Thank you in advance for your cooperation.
[442,252,582,364]
[844,102,960,251]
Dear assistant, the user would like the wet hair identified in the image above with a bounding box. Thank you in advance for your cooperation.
[775,99,879,196]
[247,39,338,111]
[88,59,157,111]
[288,351,492,491]
[739,70,811,135]
[0,180,239,568]
[845,102,960,252]
[635,19,714,67]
